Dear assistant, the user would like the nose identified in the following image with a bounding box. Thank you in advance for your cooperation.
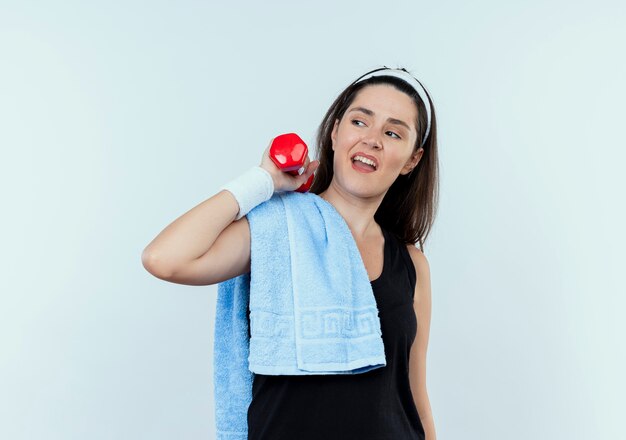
[363,134,383,150]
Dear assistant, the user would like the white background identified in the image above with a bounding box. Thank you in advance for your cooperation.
[1,0,624,439]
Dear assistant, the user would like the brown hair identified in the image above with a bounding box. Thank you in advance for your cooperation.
[309,66,439,252]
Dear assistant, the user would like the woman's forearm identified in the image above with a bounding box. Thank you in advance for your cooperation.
[413,391,437,440]
[141,190,240,277]
[420,407,437,440]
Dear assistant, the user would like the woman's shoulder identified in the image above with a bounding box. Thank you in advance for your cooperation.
[405,243,429,273]
[405,243,430,302]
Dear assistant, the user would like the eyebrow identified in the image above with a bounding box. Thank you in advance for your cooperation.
[348,106,412,132]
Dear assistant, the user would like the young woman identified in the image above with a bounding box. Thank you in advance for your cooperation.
[142,66,439,440]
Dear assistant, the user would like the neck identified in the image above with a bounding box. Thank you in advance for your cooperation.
[317,183,385,240]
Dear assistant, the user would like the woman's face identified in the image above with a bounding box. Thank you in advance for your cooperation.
[330,84,423,197]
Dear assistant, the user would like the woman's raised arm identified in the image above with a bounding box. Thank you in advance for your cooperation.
[141,189,251,286]
[141,141,319,286]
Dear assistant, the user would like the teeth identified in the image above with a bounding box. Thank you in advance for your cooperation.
[353,155,377,169]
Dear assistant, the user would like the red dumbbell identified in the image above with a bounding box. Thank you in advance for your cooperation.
[269,133,316,193]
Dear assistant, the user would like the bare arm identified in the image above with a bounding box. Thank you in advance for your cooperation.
[407,244,437,440]
[141,190,250,285]
[141,141,319,286]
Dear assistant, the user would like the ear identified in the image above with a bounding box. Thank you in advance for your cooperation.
[400,148,424,175]
[331,118,339,150]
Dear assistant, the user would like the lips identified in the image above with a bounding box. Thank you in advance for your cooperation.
[350,151,379,169]
[352,160,376,173]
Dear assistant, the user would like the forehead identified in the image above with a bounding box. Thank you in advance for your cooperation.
[350,84,418,129]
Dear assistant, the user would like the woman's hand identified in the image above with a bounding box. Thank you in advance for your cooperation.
[259,137,320,193]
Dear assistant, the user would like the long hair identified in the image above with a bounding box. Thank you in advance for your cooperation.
[309,66,439,252]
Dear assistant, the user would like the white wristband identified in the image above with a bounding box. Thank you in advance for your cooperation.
[218,166,275,220]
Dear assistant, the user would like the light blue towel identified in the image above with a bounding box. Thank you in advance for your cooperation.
[213,191,386,440]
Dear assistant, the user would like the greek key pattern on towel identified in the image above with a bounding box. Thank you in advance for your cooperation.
[250,311,293,338]
[250,309,380,339]
[300,308,380,339]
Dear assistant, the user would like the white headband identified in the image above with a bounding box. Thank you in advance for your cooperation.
[354,68,432,147]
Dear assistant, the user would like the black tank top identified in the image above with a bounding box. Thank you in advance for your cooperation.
[246,227,425,440]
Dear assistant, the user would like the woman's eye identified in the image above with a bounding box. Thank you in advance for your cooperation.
[352,119,365,127]
[351,119,401,140]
